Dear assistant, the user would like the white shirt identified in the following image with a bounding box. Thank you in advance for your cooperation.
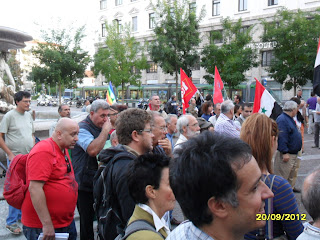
[137,203,170,235]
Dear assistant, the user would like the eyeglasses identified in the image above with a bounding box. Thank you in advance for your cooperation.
[138,129,153,134]
[187,122,199,127]
[153,126,167,132]
[65,155,71,173]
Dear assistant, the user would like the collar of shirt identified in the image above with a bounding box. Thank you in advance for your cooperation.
[305,222,320,236]
[138,203,170,234]
[123,145,140,157]
[220,113,234,124]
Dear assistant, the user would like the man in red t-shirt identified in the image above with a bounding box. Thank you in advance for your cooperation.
[21,118,79,240]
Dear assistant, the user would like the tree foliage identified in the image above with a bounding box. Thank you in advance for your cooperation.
[201,17,258,98]
[262,8,320,94]
[30,26,90,102]
[149,0,205,96]
[94,22,148,100]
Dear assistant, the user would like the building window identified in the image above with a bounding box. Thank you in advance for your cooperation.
[132,17,138,32]
[189,2,196,13]
[210,30,223,44]
[102,23,106,37]
[100,0,107,9]
[212,0,220,16]
[268,0,278,6]
[115,0,122,6]
[114,19,122,32]
[239,0,247,11]
[262,51,275,67]
[239,26,249,34]
[131,66,140,74]
[149,13,155,29]
[147,62,157,73]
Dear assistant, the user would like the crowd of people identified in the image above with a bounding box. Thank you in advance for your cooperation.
[1,90,320,240]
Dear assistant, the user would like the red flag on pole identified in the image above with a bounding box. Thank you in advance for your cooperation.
[213,66,224,104]
[313,36,320,96]
[181,68,197,114]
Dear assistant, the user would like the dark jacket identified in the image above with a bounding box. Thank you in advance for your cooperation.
[98,144,137,239]
[276,112,302,154]
[72,115,102,192]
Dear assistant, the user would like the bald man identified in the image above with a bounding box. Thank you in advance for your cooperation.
[21,118,79,240]
[298,169,320,239]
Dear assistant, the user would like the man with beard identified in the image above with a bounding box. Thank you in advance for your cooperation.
[214,100,240,138]
[173,114,200,153]
[96,108,154,240]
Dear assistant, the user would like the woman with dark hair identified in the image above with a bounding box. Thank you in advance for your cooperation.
[241,113,303,240]
[125,154,176,239]
[234,104,242,119]
[201,101,213,121]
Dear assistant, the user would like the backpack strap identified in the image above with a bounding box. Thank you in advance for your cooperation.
[100,151,135,222]
[121,219,165,240]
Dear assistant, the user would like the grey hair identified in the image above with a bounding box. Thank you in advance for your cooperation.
[221,100,234,114]
[58,104,69,113]
[149,94,159,101]
[91,99,110,112]
[214,103,221,109]
[177,114,191,134]
[165,114,178,124]
[110,130,118,142]
[302,169,320,222]
[149,111,162,125]
[283,101,298,112]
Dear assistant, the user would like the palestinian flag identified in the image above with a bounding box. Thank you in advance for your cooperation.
[253,78,275,117]
[313,36,320,96]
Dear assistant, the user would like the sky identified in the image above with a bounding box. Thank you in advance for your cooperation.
[0,0,98,56]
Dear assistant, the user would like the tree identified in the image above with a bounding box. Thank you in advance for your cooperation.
[201,18,258,99]
[149,0,205,97]
[30,26,91,103]
[261,8,320,94]
[94,22,148,100]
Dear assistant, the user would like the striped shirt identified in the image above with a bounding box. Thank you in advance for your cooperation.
[167,221,214,240]
[214,113,240,138]
[245,174,304,240]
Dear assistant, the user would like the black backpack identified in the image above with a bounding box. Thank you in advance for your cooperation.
[114,219,165,240]
[93,152,133,240]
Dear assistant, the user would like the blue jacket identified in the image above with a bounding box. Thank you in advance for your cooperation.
[276,112,302,154]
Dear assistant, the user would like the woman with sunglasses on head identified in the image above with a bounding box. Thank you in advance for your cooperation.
[241,113,303,240]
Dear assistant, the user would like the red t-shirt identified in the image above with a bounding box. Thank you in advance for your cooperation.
[21,138,78,228]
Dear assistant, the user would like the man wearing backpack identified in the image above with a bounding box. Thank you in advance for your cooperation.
[71,100,111,240]
[0,91,35,235]
[21,118,79,240]
[95,108,154,240]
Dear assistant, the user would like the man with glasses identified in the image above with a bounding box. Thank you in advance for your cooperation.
[96,108,154,240]
[72,99,111,240]
[150,111,172,157]
[0,91,35,235]
[21,118,79,240]
[174,114,200,152]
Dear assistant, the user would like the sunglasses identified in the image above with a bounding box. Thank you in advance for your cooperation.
[65,155,71,173]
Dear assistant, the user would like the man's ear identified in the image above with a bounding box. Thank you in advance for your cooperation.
[207,197,229,219]
[131,130,140,142]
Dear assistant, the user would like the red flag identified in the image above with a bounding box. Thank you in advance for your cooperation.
[213,66,224,104]
[181,68,197,114]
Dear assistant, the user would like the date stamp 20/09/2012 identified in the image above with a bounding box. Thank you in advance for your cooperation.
[256,214,306,221]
